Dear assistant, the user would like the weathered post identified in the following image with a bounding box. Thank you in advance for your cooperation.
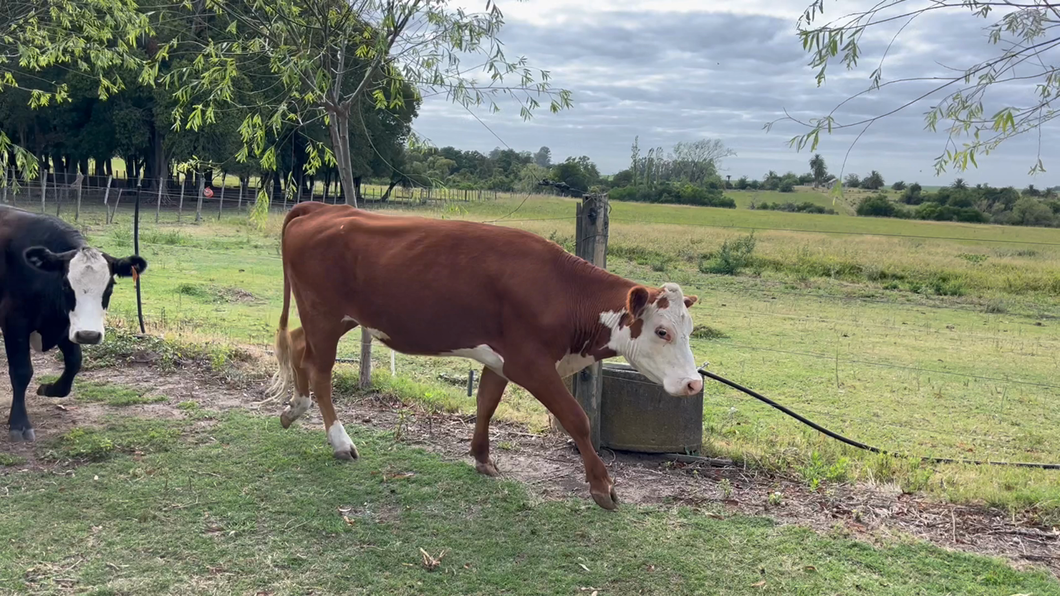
[73,172,84,222]
[195,171,206,222]
[177,175,186,223]
[40,169,47,213]
[572,192,610,451]
[155,175,164,223]
[1,167,8,204]
[217,172,226,220]
[359,328,373,389]
[101,175,113,223]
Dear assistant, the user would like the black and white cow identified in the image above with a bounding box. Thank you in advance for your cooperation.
[0,205,147,441]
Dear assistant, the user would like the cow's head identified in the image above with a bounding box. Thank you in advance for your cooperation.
[605,283,702,397]
[23,246,147,345]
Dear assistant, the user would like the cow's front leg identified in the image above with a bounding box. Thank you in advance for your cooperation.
[37,337,82,398]
[5,327,35,442]
[512,364,617,510]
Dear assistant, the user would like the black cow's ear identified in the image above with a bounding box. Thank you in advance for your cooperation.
[105,254,148,278]
[24,247,75,272]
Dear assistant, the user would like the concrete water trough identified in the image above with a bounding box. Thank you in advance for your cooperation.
[565,362,704,454]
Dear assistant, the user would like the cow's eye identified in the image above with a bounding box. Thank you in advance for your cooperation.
[655,327,671,341]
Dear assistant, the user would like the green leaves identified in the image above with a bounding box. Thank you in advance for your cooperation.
[787,0,1060,174]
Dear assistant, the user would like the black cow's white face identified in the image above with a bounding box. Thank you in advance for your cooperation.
[23,246,147,345]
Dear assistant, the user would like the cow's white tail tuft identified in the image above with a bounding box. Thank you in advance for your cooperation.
[263,207,299,404]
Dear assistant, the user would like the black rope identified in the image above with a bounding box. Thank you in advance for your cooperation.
[697,366,1060,470]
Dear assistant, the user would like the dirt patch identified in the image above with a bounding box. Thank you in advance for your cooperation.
[1,350,1058,577]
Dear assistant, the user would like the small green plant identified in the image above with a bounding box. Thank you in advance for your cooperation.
[76,381,165,407]
[0,453,26,466]
[957,253,989,265]
[718,478,733,500]
[691,326,728,340]
[768,491,784,506]
[699,233,756,275]
[177,401,200,411]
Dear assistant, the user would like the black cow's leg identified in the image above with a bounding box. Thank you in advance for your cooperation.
[4,326,35,442]
[37,337,82,398]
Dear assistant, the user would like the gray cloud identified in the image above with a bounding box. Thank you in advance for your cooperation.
[412,5,1060,187]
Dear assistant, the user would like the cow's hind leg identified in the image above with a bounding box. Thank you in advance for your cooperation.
[471,366,507,477]
[37,338,82,398]
[4,327,35,442]
[304,326,358,461]
[511,364,617,510]
[279,326,314,429]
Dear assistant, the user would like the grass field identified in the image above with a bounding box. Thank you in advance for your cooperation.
[4,411,1057,594]
[4,195,1060,591]
[26,194,1050,524]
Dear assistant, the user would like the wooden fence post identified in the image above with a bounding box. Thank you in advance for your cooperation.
[195,171,206,222]
[101,175,113,222]
[73,173,84,222]
[40,170,47,213]
[177,176,186,222]
[218,172,226,220]
[571,192,610,451]
[155,176,164,223]
[1,167,8,204]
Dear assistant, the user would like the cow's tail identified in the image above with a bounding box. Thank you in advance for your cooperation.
[264,208,301,403]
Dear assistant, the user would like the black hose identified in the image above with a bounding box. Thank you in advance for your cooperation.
[698,367,1060,471]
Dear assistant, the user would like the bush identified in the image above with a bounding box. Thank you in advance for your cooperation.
[609,183,736,208]
[700,233,757,275]
[755,201,835,215]
[856,194,907,218]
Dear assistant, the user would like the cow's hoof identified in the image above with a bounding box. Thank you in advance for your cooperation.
[475,459,501,477]
[333,445,360,461]
[279,408,298,429]
[9,428,35,442]
[590,485,619,511]
[37,383,71,398]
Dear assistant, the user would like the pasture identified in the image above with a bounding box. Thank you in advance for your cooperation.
[3,194,1060,592]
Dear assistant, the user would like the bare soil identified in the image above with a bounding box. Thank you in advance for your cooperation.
[2,349,1058,578]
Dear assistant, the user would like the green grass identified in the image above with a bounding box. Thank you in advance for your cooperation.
[75,380,167,407]
[47,199,1060,522]
[1,412,1056,595]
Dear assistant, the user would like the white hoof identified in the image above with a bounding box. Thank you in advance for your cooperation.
[279,393,312,429]
[328,423,359,461]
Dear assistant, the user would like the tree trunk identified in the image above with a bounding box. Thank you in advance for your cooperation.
[327,110,358,208]
[380,180,398,201]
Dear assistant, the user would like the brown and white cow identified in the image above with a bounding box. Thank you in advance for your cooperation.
[268,202,702,510]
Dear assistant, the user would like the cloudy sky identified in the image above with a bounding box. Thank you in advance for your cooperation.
[411,0,1060,188]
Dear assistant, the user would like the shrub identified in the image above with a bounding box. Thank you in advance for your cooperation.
[700,233,757,275]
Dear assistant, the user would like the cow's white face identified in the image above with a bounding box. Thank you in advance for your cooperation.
[23,246,147,345]
[603,283,703,397]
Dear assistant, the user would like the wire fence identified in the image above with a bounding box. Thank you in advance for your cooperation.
[7,178,1057,463]
[0,171,509,224]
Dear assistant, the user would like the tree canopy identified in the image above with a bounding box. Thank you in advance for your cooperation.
[785,0,1060,175]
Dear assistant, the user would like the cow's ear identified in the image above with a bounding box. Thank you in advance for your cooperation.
[24,247,75,272]
[626,285,651,318]
[683,295,698,308]
[105,254,148,278]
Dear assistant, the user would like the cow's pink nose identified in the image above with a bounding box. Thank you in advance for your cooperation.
[685,378,703,395]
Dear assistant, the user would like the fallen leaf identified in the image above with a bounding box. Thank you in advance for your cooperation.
[578,563,590,572]
[803,565,817,572]
[646,564,656,572]
[385,472,414,481]
[751,580,766,588]
[55,405,68,411]
[342,516,355,526]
